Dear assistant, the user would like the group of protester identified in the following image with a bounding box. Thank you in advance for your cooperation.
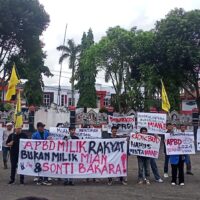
[2,121,194,186]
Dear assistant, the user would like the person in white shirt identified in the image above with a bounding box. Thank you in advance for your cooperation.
[2,122,13,169]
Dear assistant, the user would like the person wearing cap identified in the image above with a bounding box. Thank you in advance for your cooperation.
[2,122,13,169]
[107,125,127,186]
[63,126,79,186]
[32,122,52,186]
[6,126,27,184]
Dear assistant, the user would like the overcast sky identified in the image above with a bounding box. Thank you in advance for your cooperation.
[39,0,200,87]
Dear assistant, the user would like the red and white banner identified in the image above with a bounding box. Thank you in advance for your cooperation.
[165,133,195,155]
[17,139,127,178]
[49,127,102,139]
[108,115,135,135]
[137,112,166,134]
[129,133,161,158]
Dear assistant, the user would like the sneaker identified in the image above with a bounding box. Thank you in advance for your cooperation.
[64,181,68,186]
[138,180,143,185]
[93,178,100,183]
[68,181,74,186]
[108,181,112,186]
[121,180,127,185]
[33,177,38,182]
[145,179,150,185]
[36,181,42,185]
[8,180,15,185]
[171,182,176,186]
[186,172,194,175]
[20,181,24,185]
[42,181,52,186]
[180,183,185,186]
[164,173,169,178]
[156,178,163,183]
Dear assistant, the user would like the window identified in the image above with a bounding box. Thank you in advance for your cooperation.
[104,98,110,106]
[43,94,51,106]
[68,98,75,106]
[61,95,67,106]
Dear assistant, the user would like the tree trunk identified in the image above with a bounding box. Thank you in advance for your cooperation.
[71,67,75,106]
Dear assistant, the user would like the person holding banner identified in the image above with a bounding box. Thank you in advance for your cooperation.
[2,122,13,169]
[137,127,151,185]
[179,124,194,175]
[63,126,79,186]
[32,122,52,186]
[107,126,127,186]
[164,123,173,178]
[6,126,27,184]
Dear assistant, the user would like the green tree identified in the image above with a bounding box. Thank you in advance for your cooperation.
[154,8,200,111]
[57,39,80,106]
[94,26,135,112]
[0,0,51,106]
[76,29,97,108]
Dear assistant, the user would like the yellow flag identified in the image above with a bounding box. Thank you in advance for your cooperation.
[161,80,170,112]
[14,91,23,128]
[5,64,20,101]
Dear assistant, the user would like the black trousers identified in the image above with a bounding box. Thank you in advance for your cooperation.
[171,158,184,184]
[10,154,24,182]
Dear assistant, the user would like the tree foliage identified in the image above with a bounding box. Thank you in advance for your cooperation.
[76,29,97,108]
[154,8,200,111]
[0,0,51,106]
[57,39,80,106]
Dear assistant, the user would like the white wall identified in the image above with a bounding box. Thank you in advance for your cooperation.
[34,107,70,129]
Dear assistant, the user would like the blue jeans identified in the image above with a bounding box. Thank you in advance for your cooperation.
[2,146,10,163]
[185,155,191,172]
[137,156,150,180]
[150,158,161,180]
[164,154,170,173]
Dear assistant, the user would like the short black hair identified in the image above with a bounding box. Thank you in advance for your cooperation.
[37,122,45,128]
[69,126,76,131]
[111,125,118,130]
[166,123,172,126]
[140,127,147,133]
[180,124,185,127]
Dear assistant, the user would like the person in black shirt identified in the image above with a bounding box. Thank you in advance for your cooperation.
[63,126,79,186]
[6,126,27,184]
[108,126,127,186]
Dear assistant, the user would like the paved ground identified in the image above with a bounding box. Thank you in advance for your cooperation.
[0,149,200,200]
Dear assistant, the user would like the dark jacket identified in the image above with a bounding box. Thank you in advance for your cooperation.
[6,132,27,156]
[63,135,79,140]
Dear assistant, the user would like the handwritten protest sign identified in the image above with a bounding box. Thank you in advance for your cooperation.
[49,127,102,139]
[197,129,200,151]
[76,128,102,139]
[17,139,127,178]
[137,112,166,134]
[108,115,135,135]
[129,133,161,158]
[165,133,195,155]
[0,128,3,151]
[49,127,69,140]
